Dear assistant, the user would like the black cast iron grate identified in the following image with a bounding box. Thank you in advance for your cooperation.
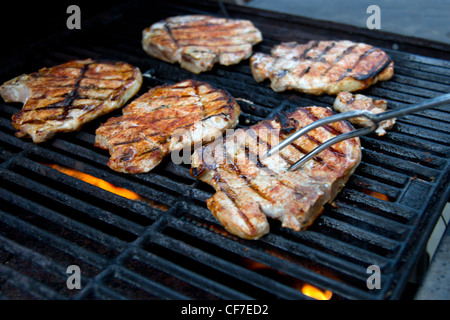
[0,0,449,300]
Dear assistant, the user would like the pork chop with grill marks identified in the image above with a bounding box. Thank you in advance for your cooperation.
[191,106,361,240]
[95,79,241,174]
[142,15,263,74]
[334,91,396,136]
[250,40,394,95]
[0,59,143,143]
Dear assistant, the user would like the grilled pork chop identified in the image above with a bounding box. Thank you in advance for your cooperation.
[250,40,394,95]
[142,15,263,74]
[334,92,395,136]
[95,79,241,173]
[0,59,143,143]
[191,106,361,240]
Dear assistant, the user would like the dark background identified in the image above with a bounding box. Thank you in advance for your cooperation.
[1,1,449,60]
[0,1,132,55]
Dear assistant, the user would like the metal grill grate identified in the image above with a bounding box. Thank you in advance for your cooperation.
[0,0,449,300]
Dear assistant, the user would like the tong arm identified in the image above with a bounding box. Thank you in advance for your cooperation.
[263,93,450,171]
[262,109,377,160]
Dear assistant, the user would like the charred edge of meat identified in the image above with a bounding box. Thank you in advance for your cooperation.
[274,111,297,134]
[336,47,392,81]
[352,56,392,81]
[190,163,206,178]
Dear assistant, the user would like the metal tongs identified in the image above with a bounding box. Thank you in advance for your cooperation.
[263,93,450,171]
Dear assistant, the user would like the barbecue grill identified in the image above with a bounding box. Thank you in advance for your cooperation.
[0,0,449,301]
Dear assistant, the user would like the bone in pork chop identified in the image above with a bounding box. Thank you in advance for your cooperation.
[142,15,263,74]
[95,79,241,174]
[0,59,143,143]
[250,40,394,95]
[191,106,361,240]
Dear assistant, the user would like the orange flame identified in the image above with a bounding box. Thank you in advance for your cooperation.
[242,255,333,300]
[44,164,168,211]
[301,284,333,300]
[361,188,390,201]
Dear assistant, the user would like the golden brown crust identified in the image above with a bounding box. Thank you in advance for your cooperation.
[250,40,394,95]
[95,79,241,174]
[0,59,143,143]
[191,106,361,240]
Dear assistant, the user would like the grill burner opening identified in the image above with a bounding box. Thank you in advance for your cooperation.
[43,163,169,211]
[241,257,334,300]
[301,284,333,300]
[360,188,392,202]
[0,0,449,300]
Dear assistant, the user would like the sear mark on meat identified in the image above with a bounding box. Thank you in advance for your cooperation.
[190,106,361,240]
[95,79,241,174]
[250,40,394,95]
[0,59,143,143]
[142,15,263,74]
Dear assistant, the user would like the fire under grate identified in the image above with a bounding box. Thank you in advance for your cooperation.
[0,0,449,300]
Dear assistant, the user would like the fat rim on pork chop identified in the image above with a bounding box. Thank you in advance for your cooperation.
[95,79,241,174]
[0,59,143,143]
[142,15,263,74]
[250,40,394,95]
[191,106,361,240]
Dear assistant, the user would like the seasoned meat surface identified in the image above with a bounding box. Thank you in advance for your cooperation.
[0,59,143,143]
[191,106,361,240]
[142,15,262,74]
[250,40,394,95]
[334,92,395,136]
[95,79,241,174]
